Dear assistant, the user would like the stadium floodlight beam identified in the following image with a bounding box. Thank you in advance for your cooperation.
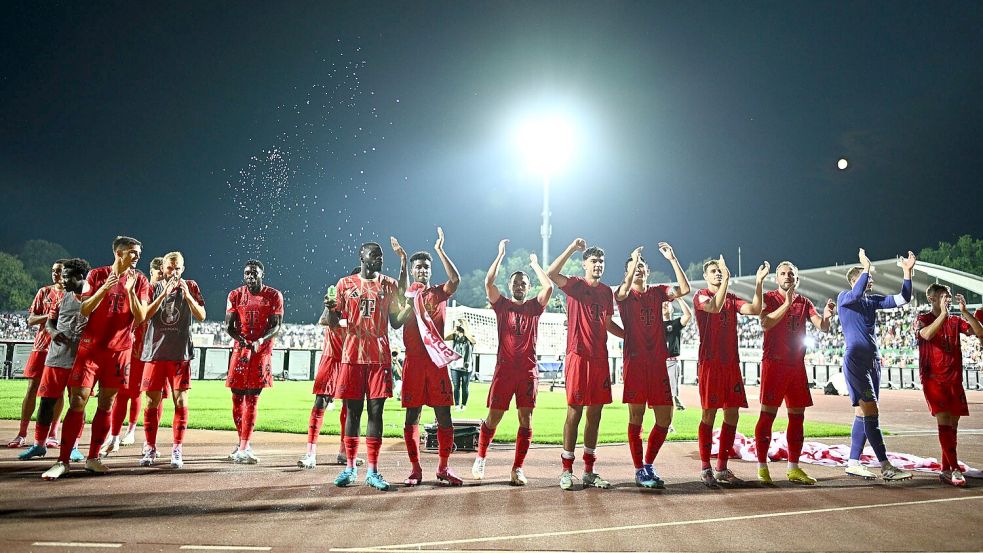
[517,115,574,265]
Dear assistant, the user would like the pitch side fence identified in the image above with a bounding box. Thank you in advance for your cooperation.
[3,340,981,392]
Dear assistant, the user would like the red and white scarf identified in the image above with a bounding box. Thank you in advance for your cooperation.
[408,285,461,368]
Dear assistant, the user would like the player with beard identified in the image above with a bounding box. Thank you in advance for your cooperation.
[10,260,66,450]
[225,260,284,464]
[914,285,983,486]
[615,243,690,489]
[20,259,88,464]
[692,256,768,487]
[547,238,625,490]
[471,240,552,486]
[42,236,150,479]
[103,256,164,456]
[298,266,365,470]
[395,227,464,486]
[138,252,206,468]
[328,239,408,491]
[755,261,834,485]
[837,249,915,481]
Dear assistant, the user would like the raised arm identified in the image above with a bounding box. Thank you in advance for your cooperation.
[875,251,914,310]
[959,294,983,338]
[810,298,835,332]
[391,236,408,298]
[80,272,118,317]
[434,227,461,296]
[615,246,643,301]
[124,271,148,326]
[678,298,692,327]
[700,255,731,314]
[529,253,554,307]
[761,282,793,331]
[659,243,690,299]
[485,239,508,305]
[740,262,769,316]
[145,280,178,320]
[546,238,587,289]
[840,248,871,307]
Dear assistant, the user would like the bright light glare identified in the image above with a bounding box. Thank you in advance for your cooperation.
[804,335,817,348]
[517,116,574,175]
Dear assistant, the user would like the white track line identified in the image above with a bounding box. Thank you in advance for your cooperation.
[179,547,272,551]
[329,494,983,552]
[32,543,122,548]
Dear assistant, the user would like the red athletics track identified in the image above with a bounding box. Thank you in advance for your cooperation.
[1,386,982,553]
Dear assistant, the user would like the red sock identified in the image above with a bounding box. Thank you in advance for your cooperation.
[34,422,51,445]
[110,393,128,436]
[645,425,669,465]
[583,451,597,473]
[477,421,495,458]
[939,425,957,471]
[172,407,188,446]
[231,394,244,434]
[129,394,142,428]
[513,427,532,470]
[344,436,360,467]
[240,395,258,445]
[308,408,325,444]
[787,413,805,464]
[58,410,85,463]
[144,406,160,449]
[87,408,112,460]
[437,425,454,471]
[561,452,575,472]
[627,423,644,469]
[404,424,421,468]
[698,422,713,469]
[754,411,776,463]
[366,436,382,469]
[716,423,737,471]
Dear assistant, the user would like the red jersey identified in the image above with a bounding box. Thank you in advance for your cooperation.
[761,290,818,365]
[336,273,398,365]
[30,285,64,352]
[321,325,344,360]
[693,288,748,366]
[617,285,671,361]
[492,295,545,373]
[226,285,284,356]
[915,312,972,382]
[561,276,614,358]
[402,281,450,357]
[80,266,151,351]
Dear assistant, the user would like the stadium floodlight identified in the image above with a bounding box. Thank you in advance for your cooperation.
[517,115,575,265]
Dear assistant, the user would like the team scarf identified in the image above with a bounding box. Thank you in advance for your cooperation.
[408,283,461,368]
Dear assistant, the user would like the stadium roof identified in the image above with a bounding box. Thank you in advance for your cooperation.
[686,259,983,306]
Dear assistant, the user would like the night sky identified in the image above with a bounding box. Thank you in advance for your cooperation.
[3,1,982,320]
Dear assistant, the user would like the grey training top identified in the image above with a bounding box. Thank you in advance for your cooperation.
[45,293,88,369]
[141,281,202,362]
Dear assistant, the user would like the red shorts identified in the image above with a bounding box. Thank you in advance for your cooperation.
[335,363,393,400]
[921,377,969,417]
[226,347,273,390]
[697,360,748,409]
[622,356,672,407]
[24,350,48,379]
[142,360,192,392]
[312,355,340,396]
[70,347,129,390]
[565,353,612,406]
[38,366,71,399]
[401,354,453,408]
[488,366,538,411]
[759,359,814,409]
